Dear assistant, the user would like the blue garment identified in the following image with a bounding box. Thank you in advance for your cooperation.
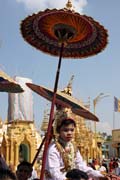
[0,155,8,169]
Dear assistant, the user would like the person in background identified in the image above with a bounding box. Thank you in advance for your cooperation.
[45,117,107,180]
[113,159,120,176]
[93,159,100,170]
[66,168,88,180]
[88,157,93,164]
[16,161,33,180]
[0,168,17,180]
[99,163,107,175]
[87,162,96,170]
[9,162,15,172]
[109,158,114,173]
[0,154,8,169]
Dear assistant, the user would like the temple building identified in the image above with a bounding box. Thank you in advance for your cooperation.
[0,77,42,170]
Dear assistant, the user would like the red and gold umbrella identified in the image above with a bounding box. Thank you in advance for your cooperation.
[0,71,24,93]
[20,1,108,179]
[21,8,108,59]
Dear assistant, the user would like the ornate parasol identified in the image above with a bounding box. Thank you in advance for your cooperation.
[20,1,108,179]
[26,82,99,121]
[0,70,24,93]
[21,3,108,59]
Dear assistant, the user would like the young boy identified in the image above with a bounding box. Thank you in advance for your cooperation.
[45,117,105,180]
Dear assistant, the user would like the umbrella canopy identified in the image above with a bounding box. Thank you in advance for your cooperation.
[26,82,99,122]
[21,8,108,59]
[0,71,24,93]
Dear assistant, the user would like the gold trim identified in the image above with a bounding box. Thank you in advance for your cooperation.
[55,140,77,171]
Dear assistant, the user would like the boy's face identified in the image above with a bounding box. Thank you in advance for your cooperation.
[59,124,75,142]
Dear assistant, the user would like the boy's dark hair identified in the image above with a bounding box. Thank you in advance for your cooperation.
[17,161,33,172]
[56,118,76,133]
[0,168,17,180]
[66,169,88,180]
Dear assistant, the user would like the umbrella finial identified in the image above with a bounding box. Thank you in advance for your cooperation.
[66,0,73,10]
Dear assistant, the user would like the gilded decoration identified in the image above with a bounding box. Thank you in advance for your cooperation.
[1,120,41,170]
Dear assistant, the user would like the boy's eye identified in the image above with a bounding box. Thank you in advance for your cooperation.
[63,128,74,132]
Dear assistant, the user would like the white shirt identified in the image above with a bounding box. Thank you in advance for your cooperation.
[45,142,103,180]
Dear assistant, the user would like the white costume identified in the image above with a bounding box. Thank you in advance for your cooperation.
[45,140,103,180]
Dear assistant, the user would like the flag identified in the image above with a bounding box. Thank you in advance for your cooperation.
[114,96,120,112]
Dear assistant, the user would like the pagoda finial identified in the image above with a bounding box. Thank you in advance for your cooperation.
[67,75,74,89]
[61,75,74,96]
[66,0,73,10]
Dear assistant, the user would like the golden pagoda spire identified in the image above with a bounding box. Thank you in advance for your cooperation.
[61,75,74,96]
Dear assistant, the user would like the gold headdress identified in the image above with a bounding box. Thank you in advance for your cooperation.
[53,107,75,134]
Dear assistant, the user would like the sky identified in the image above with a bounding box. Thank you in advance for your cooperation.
[0,0,120,135]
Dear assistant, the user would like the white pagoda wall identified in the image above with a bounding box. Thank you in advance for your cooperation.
[8,76,33,121]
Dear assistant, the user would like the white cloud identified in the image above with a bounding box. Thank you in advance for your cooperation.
[16,0,88,13]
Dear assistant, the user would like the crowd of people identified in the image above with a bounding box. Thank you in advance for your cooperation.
[0,116,120,180]
[88,157,120,176]
[0,167,89,180]
[0,159,39,180]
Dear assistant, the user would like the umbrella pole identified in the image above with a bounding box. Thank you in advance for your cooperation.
[40,43,64,180]
[32,126,54,166]
[32,136,46,166]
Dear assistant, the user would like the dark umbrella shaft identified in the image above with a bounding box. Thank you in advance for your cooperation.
[32,127,54,166]
[40,43,64,180]
[32,136,46,166]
